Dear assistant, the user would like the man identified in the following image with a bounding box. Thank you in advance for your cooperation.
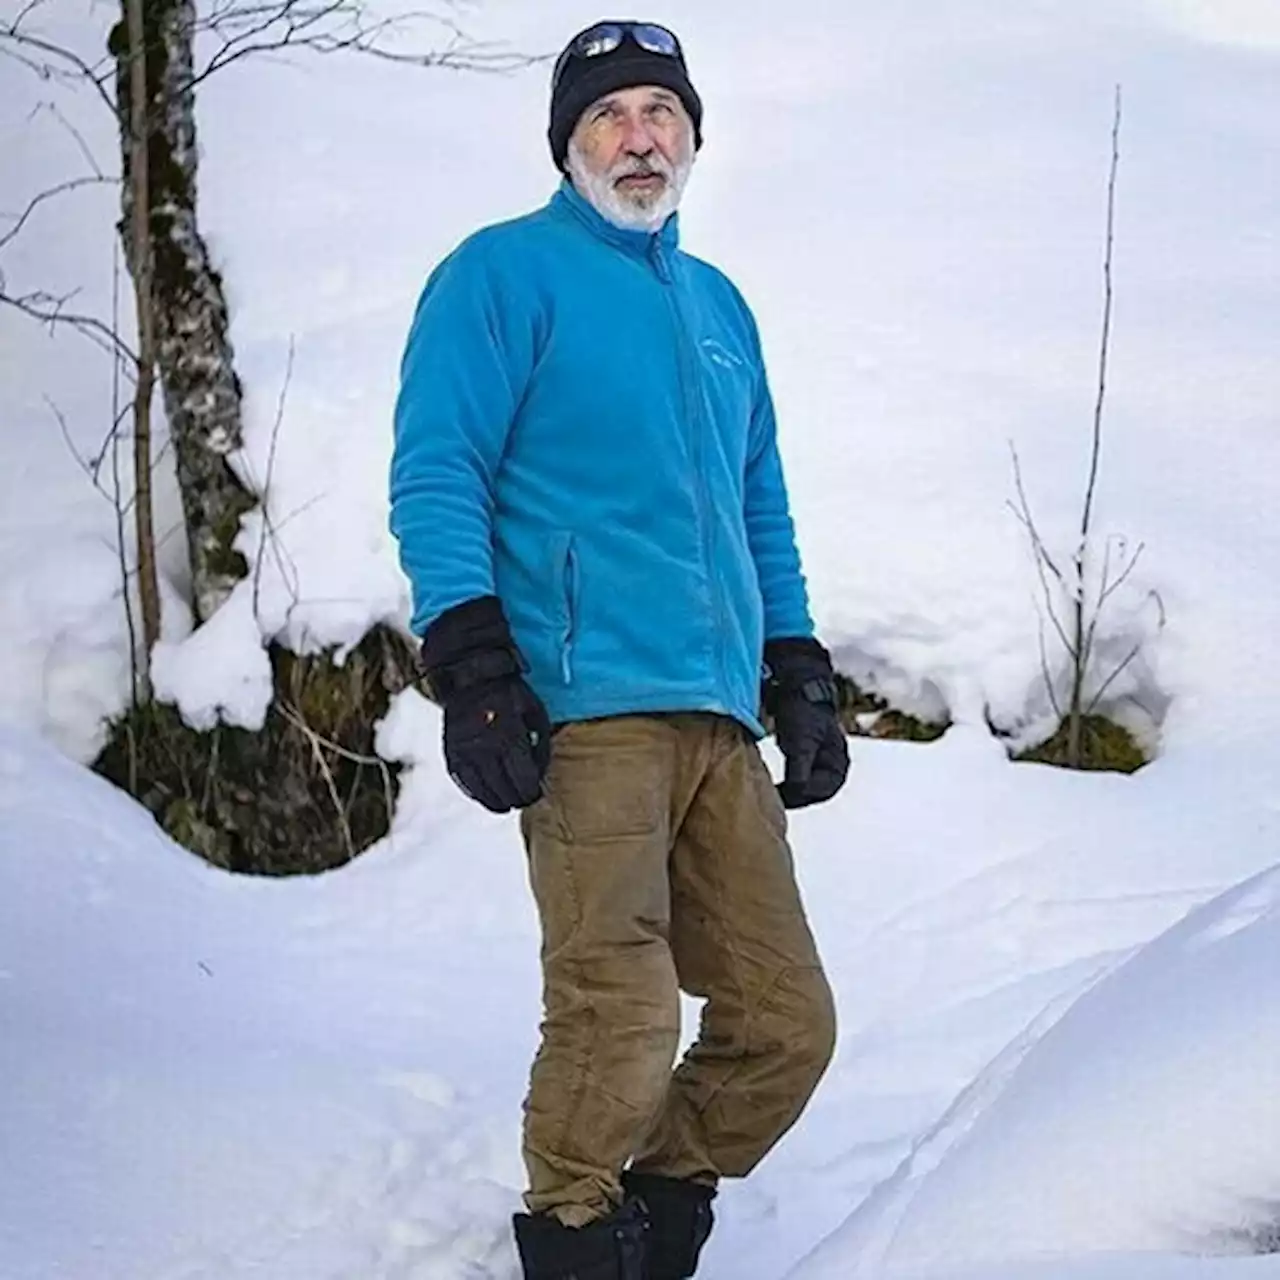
[390,21,848,1280]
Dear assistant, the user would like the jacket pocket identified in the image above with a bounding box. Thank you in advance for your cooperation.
[551,531,579,684]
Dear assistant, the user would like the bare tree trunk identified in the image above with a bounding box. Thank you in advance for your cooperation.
[1066,584,1085,765]
[114,0,255,627]
[1067,85,1122,768]
[124,0,161,687]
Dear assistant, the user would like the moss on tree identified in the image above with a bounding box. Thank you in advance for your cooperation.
[1014,713,1148,774]
[94,625,422,875]
[834,672,950,742]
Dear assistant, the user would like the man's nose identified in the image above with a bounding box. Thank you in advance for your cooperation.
[619,114,655,154]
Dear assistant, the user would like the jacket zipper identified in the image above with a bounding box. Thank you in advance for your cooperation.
[560,536,578,684]
[650,239,728,695]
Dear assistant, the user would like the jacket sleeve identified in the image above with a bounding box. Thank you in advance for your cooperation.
[389,239,536,636]
[743,346,816,643]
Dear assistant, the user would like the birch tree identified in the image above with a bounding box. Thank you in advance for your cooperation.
[2,0,538,870]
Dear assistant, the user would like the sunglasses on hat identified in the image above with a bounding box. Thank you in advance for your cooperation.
[552,22,683,90]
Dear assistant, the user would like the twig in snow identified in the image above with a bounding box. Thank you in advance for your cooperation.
[109,242,141,712]
[252,335,295,625]
[277,700,356,862]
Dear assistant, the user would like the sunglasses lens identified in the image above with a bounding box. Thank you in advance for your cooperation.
[573,23,624,59]
[553,22,681,89]
[630,24,680,57]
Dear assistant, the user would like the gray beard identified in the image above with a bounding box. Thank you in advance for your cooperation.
[566,143,692,234]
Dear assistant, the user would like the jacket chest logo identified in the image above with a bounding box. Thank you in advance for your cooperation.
[700,338,746,372]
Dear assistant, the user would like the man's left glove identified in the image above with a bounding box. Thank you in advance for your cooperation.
[420,595,552,814]
[763,636,850,810]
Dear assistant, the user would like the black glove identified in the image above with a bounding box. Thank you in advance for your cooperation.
[421,596,552,813]
[762,637,850,810]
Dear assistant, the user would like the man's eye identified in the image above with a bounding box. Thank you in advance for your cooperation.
[649,103,673,117]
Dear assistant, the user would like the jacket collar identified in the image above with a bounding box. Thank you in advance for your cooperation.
[550,178,681,258]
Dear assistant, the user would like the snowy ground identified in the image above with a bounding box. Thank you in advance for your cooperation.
[3,713,1279,1280]
[3,0,1279,1276]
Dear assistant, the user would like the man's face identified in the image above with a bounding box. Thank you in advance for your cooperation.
[567,85,694,221]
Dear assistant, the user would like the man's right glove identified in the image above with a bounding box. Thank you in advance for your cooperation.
[420,595,551,813]
[762,636,850,810]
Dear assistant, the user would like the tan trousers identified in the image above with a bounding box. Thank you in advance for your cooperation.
[518,713,836,1227]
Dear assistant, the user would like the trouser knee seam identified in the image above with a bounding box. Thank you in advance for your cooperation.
[694,964,833,1125]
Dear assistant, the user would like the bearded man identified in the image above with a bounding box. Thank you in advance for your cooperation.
[390,20,849,1280]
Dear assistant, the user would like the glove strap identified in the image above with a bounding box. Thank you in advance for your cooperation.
[420,595,532,703]
[426,645,525,702]
[795,675,839,708]
[762,637,838,714]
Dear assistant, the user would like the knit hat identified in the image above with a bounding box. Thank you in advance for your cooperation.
[548,21,703,173]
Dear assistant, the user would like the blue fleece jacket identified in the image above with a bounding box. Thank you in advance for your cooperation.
[390,181,814,736]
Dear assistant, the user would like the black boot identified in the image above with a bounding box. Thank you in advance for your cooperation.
[622,1171,716,1280]
[513,1198,648,1280]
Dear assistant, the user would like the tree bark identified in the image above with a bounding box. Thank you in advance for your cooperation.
[113,0,255,627]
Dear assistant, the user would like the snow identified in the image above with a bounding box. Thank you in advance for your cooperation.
[4,713,1279,1278]
[793,857,1280,1276]
[0,720,535,1280]
[2,0,1279,1276]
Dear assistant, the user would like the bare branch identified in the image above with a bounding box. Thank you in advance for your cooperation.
[277,696,396,849]
[1008,442,1065,583]
[253,335,296,624]
[1035,547,1072,656]
[29,99,112,177]
[1009,449,1074,657]
[1119,690,1155,719]
[0,286,138,362]
[1097,533,1114,613]
[1084,640,1143,716]
[1016,512,1074,655]
[1079,533,1114,678]
[0,174,116,254]
[195,0,349,82]
[1148,587,1167,631]
[272,491,325,534]
[12,0,49,29]
[109,240,141,709]
[278,700,356,862]
[338,34,546,73]
[1097,537,1146,609]
[87,401,136,483]
[257,514,303,615]
[1084,590,1165,717]
[1080,85,1121,552]
[1081,537,1146,683]
[187,0,544,87]
[0,21,118,117]
[44,393,118,506]
[1036,613,1063,719]
[48,393,98,483]
[0,40,49,77]
[107,438,176,522]
[278,703,388,768]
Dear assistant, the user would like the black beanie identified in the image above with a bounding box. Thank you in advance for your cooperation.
[548,22,703,173]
